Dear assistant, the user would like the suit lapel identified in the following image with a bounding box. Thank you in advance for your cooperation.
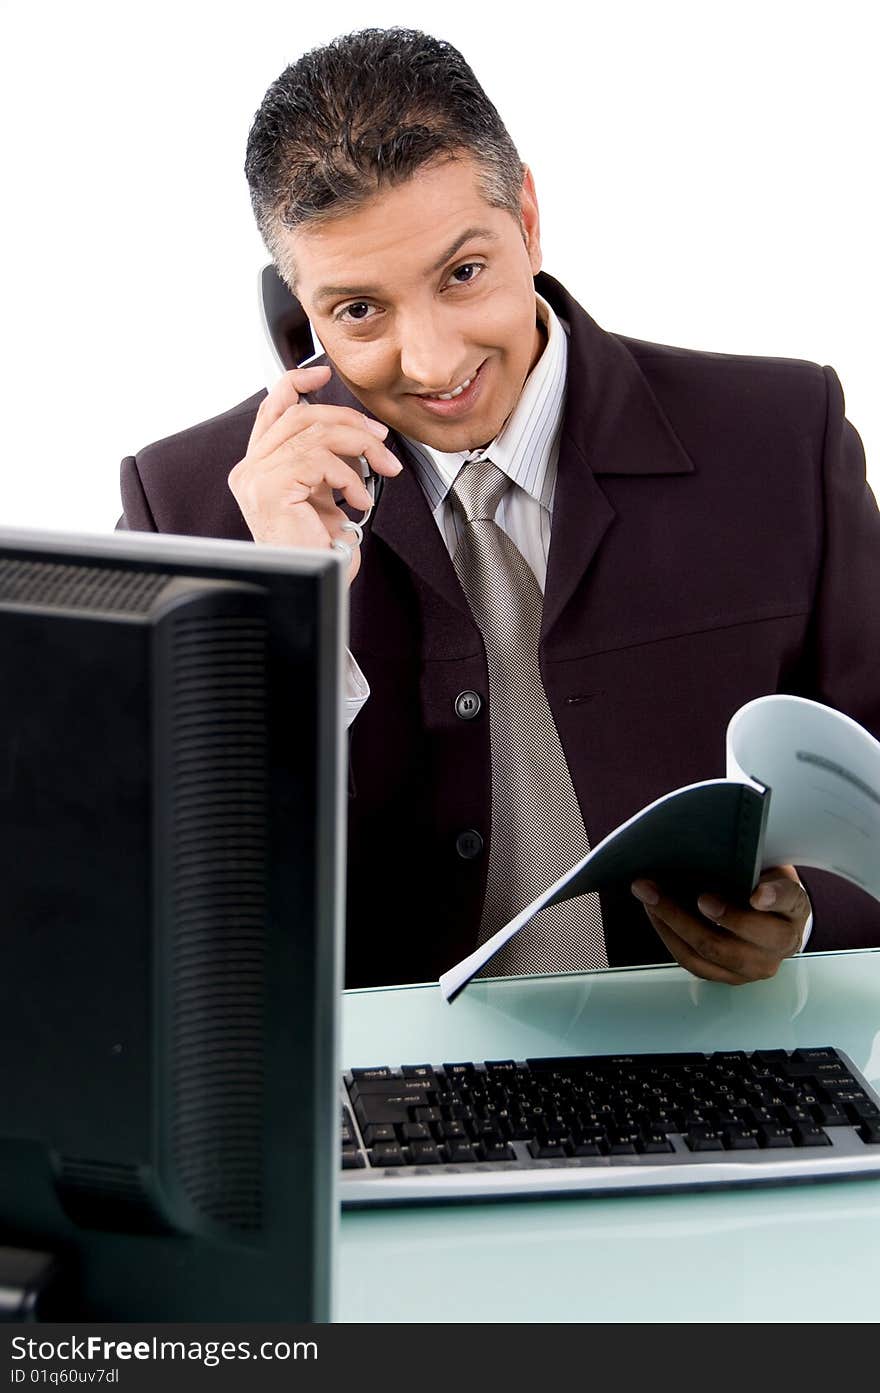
[541,430,616,641]
[370,435,471,619]
[536,272,694,642]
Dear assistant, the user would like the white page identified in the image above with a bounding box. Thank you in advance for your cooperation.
[726,695,880,899]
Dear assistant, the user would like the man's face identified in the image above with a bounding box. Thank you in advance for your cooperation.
[282,155,544,452]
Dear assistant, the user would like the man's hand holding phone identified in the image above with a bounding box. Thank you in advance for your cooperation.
[228,364,402,583]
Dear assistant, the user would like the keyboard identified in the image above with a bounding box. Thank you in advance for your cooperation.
[339,1047,880,1205]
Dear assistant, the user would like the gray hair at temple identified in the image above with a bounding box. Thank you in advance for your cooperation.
[244,27,526,290]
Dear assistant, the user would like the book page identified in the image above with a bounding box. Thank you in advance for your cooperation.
[726,695,880,899]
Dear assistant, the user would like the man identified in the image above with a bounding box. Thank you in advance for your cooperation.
[119,27,880,988]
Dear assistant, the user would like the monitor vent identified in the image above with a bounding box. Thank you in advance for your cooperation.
[167,613,268,1232]
[55,1155,172,1232]
[0,558,169,614]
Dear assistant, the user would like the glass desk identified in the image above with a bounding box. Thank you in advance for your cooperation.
[337,949,880,1322]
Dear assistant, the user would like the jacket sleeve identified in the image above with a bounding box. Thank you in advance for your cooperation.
[798,366,880,950]
[116,454,158,533]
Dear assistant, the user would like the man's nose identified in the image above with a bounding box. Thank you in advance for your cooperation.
[397,312,469,393]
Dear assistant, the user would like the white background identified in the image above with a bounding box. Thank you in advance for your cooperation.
[1,0,877,532]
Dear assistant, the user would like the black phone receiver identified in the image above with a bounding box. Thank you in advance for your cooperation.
[259,262,386,525]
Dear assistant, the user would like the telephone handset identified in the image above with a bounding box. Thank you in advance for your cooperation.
[259,266,384,530]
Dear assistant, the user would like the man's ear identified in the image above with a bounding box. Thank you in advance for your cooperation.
[520,164,543,276]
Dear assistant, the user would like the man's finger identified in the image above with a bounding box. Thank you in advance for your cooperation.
[632,880,780,980]
[645,910,753,986]
[235,448,375,516]
[248,364,333,448]
[695,876,807,954]
[748,872,806,918]
[253,399,391,462]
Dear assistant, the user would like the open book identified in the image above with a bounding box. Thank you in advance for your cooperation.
[440,695,880,1002]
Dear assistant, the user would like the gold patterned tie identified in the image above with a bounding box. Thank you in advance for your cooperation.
[449,458,607,974]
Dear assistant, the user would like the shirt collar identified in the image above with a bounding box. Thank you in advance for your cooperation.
[399,291,569,513]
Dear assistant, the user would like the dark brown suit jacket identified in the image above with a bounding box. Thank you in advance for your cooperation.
[119,271,880,985]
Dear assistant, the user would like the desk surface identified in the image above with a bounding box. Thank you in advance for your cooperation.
[337,950,880,1322]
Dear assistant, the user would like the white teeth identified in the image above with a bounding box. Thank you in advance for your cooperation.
[426,374,473,401]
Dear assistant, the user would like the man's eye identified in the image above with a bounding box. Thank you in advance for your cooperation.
[450,262,484,285]
[338,302,376,323]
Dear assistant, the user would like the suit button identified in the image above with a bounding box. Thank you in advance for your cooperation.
[456,830,484,860]
[454,690,482,720]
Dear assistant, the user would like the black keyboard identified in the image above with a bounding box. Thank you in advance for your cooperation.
[339,1047,880,1205]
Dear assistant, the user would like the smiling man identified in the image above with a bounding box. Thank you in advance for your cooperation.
[119,27,880,988]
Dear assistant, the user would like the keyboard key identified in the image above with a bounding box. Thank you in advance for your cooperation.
[442,1063,477,1079]
[341,1149,366,1169]
[485,1060,519,1076]
[812,1102,849,1127]
[648,1110,681,1133]
[682,1110,713,1129]
[401,1122,433,1142]
[402,1064,436,1079]
[444,1141,480,1163]
[350,1066,392,1080]
[362,1123,396,1146]
[482,1142,516,1162]
[350,1076,433,1099]
[412,1106,443,1124]
[858,1119,880,1145]
[846,1099,880,1123]
[780,1059,827,1078]
[370,1143,407,1166]
[685,1129,724,1151]
[571,1139,606,1156]
[507,1117,537,1141]
[540,1117,572,1139]
[792,1125,831,1147]
[758,1125,795,1148]
[408,1142,443,1165]
[437,1120,469,1142]
[473,1122,505,1146]
[528,1139,570,1159]
[638,1134,674,1154]
[780,1106,815,1127]
[608,1133,639,1155]
[722,1127,760,1150]
[355,1094,427,1127]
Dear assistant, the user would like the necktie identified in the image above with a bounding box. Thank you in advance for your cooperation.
[449,457,607,975]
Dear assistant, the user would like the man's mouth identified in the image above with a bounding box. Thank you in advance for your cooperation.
[410,361,488,417]
[421,370,479,401]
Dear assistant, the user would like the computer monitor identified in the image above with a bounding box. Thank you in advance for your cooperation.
[0,527,346,1321]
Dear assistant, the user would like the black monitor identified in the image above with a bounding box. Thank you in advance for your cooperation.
[0,527,346,1321]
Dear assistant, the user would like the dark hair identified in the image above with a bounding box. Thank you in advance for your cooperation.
[244,27,525,287]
